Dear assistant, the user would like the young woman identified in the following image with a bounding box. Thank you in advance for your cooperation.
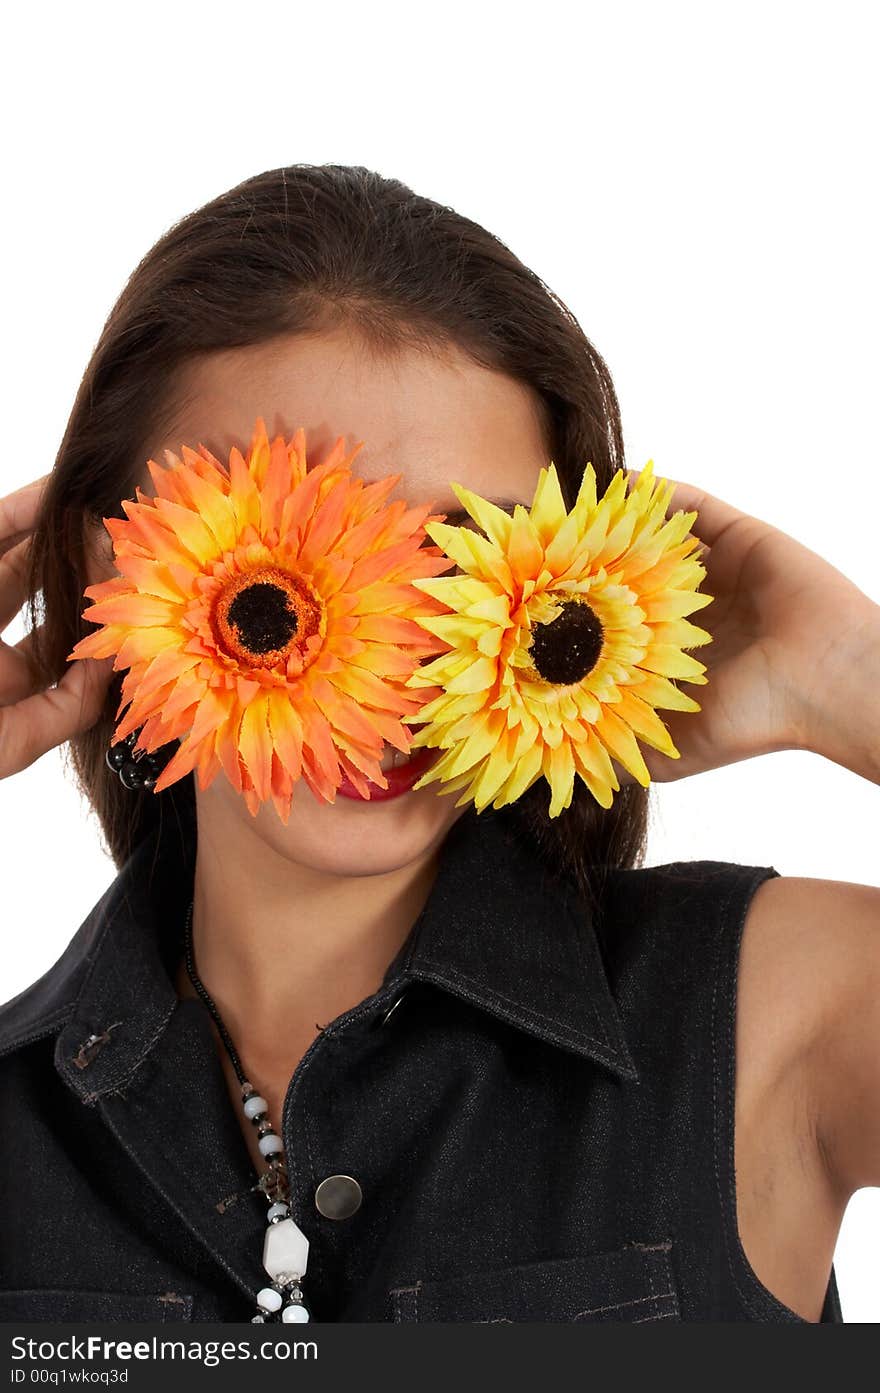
[0,165,877,1325]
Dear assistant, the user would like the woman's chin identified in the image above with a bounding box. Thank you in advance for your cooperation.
[196,762,467,876]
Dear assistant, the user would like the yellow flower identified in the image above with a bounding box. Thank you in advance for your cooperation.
[68,418,453,820]
[401,460,713,817]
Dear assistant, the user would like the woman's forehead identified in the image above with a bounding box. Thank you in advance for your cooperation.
[147,326,547,509]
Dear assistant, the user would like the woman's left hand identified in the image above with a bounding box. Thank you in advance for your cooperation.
[616,467,880,786]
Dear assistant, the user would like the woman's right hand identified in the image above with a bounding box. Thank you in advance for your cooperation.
[0,475,115,778]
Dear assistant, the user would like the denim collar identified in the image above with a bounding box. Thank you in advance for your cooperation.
[381,806,638,1082]
[2,802,638,1090]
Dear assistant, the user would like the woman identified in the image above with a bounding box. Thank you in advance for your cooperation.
[0,165,877,1325]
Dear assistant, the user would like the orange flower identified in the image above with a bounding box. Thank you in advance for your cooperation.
[68,419,453,820]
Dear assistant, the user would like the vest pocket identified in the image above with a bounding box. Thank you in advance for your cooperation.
[389,1240,680,1322]
[0,1288,194,1322]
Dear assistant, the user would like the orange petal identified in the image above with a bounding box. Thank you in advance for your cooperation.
[300,706,342,788]
[228,445,261,533]
[259,433,295,538]
[238,691,273,801]
[152,734,202,793]
[267,688,304,784]
[506,506,545,588]
[216,707,245,792]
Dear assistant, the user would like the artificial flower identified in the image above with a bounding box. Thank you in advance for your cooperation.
[400,459,713,817]
[68,419,454,820]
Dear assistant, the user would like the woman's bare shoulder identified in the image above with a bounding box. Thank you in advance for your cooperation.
[737,874,880,1197]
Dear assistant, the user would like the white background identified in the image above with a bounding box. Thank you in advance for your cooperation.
[1,0,877,1320]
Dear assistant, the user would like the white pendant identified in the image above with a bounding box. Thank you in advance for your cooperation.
[263,1217,309,1282]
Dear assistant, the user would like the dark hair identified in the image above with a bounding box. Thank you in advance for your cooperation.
[25,164,650,910]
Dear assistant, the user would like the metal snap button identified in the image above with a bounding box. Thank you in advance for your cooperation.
[379,992,407,1026]
[314,1174,363,1220]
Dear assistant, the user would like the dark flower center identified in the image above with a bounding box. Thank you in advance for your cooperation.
[213,565,323,669]
[226,582,298,654]
[529,600,604,685]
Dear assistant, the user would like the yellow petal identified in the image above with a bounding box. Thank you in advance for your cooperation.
[628,670,702,712]
[506,505,544,588]
[494,739,544,806]
[447,482,514,550]
[638,645,708,680]
[545,737,577,817]
[649,618,713,648]
[572,734,618,807]
[444,654,498,695]
[463,592,512,625]
[471,730,519,809]
[614,688,679,758]
[528,464,568,545]
[640,589,714,622]
[595,706,651,786]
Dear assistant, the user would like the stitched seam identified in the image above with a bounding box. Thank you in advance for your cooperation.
[71,1002,177,1099]
[712,867,800,1322]
[712,870,763,1318]
[55,879,169,1094]
[562,895,612,1046]
[645,1248,659,1319]
[390,1283,421,1322]
[659,1248,682,1319]
[88,1101,257,1304]
[414,955,605,1042]
[413,957,631,1074]
[574,1289,675,1318]
[0,1004,75,1060]
[283,987,404,1236]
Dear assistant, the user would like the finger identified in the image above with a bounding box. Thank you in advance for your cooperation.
[625,466,752,550]
[0,536,31,630]
[0,474,51,559]
[0,654,115,778]
[0,638,37,705]
[0,623,49,704]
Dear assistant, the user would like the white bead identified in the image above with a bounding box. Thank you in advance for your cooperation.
[256,1286,283,1313]
[281,1303,310,1322]
[258,1133,282,1156]
[266,1202,289,1221]
[244,1095,268,1119]
[263,1217,309,1281]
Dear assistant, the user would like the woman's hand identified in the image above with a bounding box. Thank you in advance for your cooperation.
[614,467,880,786]
[0,475,115,778]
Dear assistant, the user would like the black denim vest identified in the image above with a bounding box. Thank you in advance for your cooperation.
[0,804,843,1323]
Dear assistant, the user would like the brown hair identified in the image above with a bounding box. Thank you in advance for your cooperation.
[25,163,650,909]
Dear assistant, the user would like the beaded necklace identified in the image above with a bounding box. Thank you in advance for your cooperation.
[183,899,312,1324]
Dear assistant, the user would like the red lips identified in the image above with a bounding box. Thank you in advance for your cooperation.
[335,743,439,802]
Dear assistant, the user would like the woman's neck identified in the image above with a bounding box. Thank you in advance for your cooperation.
[174,792,443,1077]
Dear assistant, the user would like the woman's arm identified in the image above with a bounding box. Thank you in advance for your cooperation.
[620,472,880,1205]
[793,603,880,786]
[743,873,880,1201]
[763,600,880,1197]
